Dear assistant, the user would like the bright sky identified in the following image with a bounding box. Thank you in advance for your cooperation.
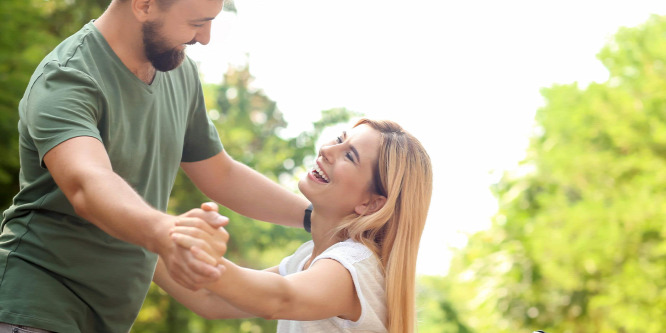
[186,0,666,276]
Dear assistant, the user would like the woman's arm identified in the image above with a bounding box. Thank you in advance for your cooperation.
[184,245,362,322]
[153,257,255,319]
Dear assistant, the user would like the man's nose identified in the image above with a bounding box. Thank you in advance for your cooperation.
[196,22,212,45]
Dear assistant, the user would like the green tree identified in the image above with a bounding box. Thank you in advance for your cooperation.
[0,0,107,206]
[417,275,471,333]
[441,14,666,333]
[132,66,359,333]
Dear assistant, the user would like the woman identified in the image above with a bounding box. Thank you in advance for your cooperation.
[158,118,433,332]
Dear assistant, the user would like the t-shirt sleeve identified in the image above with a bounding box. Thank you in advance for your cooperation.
[278,254,294,276]
[22,61,103,168]
[279,241,315,276]
[311,241,373,271]
[310,241,375,328]
[181,58,223,162]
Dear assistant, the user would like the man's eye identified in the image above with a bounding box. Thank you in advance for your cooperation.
[193,24,204,28]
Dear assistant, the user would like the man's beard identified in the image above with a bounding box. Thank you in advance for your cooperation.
[142,20,186,72]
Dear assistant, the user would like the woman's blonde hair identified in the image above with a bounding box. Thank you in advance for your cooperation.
[334,118,433,333]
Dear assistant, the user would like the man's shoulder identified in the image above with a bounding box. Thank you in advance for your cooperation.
[41,22,98,69]
[25,23,100,90]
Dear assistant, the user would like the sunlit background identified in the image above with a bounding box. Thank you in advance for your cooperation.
[187,0,666,276]
[3,0,666,331]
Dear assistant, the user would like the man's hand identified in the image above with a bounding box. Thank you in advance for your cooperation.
[160,203,229,290]
[171,202,230,265]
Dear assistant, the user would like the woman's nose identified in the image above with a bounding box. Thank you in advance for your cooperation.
[319,144,338,163]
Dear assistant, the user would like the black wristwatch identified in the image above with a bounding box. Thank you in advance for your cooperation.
[303,203,313,233]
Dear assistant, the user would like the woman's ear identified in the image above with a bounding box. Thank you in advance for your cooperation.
[354,194,387,216]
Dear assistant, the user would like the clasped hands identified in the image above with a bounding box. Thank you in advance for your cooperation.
[161,202,230,290]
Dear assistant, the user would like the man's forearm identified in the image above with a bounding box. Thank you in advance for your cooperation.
[209,161,309,227]
[44,136,172,253]
[182,153,310,228]
[45,136,223,290]
[67,167,172,253]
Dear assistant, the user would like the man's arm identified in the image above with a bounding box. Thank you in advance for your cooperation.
[181,150,310,228]
[44,136,225,289]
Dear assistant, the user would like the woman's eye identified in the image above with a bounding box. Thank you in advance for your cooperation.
[336,136,343,144]
[345,152,354,161]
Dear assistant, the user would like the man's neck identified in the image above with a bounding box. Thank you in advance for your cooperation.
[93,4,156,84]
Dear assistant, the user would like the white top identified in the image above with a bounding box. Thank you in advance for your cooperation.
[276,239,388,333]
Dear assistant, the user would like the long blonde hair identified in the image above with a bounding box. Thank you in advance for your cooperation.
[334,118,433,333]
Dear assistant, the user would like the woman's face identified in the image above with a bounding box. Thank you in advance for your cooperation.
[299,124,382,216]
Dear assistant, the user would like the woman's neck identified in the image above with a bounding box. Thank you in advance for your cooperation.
[305,211,346,268]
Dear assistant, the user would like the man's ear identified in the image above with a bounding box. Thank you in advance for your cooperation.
[354,194,387,216]
[132,0,156,22]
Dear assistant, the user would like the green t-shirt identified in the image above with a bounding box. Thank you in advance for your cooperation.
[0,22,223,333]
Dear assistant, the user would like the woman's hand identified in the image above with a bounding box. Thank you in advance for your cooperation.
[171,202,230,266]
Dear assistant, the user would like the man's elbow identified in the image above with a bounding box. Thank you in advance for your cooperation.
[68,188,92,220]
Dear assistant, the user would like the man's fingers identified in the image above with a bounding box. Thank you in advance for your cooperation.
[209,214,229,228]
[171,233,208,250]
[172,225,211,239]
[166,248,223,290]
[190,245,219,266]
[175,217,215,234]
[180,208,229,228]
[185,254,223,284]
[171,232,189,248]
[171,225,228,252]
[200,202,229,227]
[171,232,227,259]
[168,261,203,291]
[172,269,214,291]
[187,260,220,280]
[201,202,218,212]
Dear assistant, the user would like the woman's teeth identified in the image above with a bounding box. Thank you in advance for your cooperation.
[313,164,329,183]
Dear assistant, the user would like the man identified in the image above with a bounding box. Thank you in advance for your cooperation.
[0,0,310,332]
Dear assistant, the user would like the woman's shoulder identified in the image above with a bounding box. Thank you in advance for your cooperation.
[278,240,314,276]
[317,239,378,266]
[287,240,317,263]
[314,240,387,332]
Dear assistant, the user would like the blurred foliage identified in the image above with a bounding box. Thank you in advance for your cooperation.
[0,0,107,206]
[417,275,471,333]
[434,14,666,333]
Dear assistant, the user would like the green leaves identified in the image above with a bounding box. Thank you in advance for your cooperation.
[433,14,666,333]
[0,0,107,206]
